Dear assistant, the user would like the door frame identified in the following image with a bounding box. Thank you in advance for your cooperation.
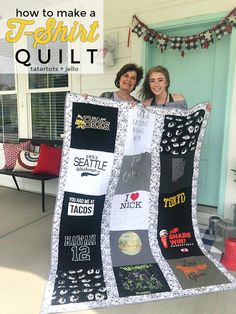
[141,11,236,215]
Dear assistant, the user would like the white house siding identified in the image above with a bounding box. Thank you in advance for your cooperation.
[1,0,235,219]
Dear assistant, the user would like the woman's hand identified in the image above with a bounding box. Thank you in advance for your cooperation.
[206,102,212,112]
[142,98,152,107]
[81,93,89,99]
[129,99,137,107]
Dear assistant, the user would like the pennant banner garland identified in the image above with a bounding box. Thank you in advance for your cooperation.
[41,94,236,313]
[131,7,236,56]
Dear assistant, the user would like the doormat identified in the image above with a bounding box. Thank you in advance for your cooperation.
[41,94,236,313]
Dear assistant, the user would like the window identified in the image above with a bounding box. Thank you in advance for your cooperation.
[28,37,69,140]
[0,94,18,142]
[0,40,18,143]
[31,89,67,139]
[0,37,71,142]
[29,73,69,139]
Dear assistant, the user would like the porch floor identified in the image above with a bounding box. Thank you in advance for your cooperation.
[0,186,235,314]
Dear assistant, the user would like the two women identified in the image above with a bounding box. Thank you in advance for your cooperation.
[99,63,211,111]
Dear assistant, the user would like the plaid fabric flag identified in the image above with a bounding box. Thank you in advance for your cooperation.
[226,11,236,26]
[170,36,184,50]
[199,30,214,49]
[184,35,198,50]
[143,30,156,44]
[156,34,168,53]
[132,22,145,37]
[214,20,232,40]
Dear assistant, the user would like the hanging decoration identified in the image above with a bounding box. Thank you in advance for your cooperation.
[131,7,236,57]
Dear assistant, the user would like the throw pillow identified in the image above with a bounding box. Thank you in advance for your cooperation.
[32,144,62,176]
[13,150,39,172]
[3,140,31,170]
[0,143,5,169]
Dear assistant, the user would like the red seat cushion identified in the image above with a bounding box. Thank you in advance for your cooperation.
[32,144,62,176]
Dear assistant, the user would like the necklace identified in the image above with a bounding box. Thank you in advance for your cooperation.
[156,93,169,106]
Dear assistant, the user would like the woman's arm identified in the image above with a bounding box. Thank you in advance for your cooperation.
[172,93,185,101]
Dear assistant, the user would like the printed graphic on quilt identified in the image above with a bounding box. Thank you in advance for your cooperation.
[115,153,151,194]
[168,256,230,289]
[110,191,149,231]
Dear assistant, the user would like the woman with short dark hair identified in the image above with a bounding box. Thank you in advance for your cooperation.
[100,63,143,104]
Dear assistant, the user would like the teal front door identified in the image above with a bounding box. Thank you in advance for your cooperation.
[146,21,231,208]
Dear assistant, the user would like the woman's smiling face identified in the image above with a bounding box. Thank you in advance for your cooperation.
[119,70,137,93]
[149,71,168,96]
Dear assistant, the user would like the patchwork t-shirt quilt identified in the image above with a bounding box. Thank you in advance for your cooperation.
[41,93,236,313]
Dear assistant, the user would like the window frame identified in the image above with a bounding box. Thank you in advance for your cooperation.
[26,73,71,139]
[0,41,18,142]
[0,34,80,142]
